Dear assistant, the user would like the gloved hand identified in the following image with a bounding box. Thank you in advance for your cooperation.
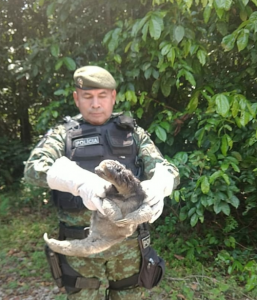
[47,157,112,214]
[141,163,175,223]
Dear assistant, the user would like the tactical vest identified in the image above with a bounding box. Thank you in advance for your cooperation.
[52,114,143,211]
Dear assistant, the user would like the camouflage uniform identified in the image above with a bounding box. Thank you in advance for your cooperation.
[24,113,179,300]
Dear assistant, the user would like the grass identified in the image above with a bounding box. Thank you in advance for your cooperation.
[0,198,62,299]
[1,194,257,300]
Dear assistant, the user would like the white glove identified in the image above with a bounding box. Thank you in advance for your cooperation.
[47,157,112,214]
[141,163,175,223]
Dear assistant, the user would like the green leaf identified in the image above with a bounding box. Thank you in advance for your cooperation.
[114,54,122,64]
[125,90,135,101]
[32,65,38,77]
[190,44,199,55]
[60,11,69,22]
[179,210,188,221]
[160,121,170,131]
[136,108,144,119]
[124,41,132,53]
[190,213,199,227]
[215,94,230,117]
[229,163,241,175]
[201,176,210,194]
[221,163,229,171]
[149,16,162,40]
[214,201,222,214]
[210,170,223,183]
[174,25,185,44]
[240,110,251,126]
[167,48,176,66]
[221,34,236,51]
[103,30,112,45]
[184,70,196,87]
[182,40,191,57]
[161,44,171,56]
[50,44,60,58]
[173,152,188,163]
[46,2,55,17]
[152,80,160,96]
[55,59,63,71]
[187,91,199,112]
[141,62,150,72]
[142,22,149,42]
[242,0,249,6]
[231,97,239,117]
[63,57,76,71]
[220,202,230,215]
[229,195,240,208]
[195,127,205,147]
[231,151,242,161]
[197,49,207,65]
[132,16,148,36]
[184,0,193,9]
[160,78,171,97]
[214,0,225,9]
[188,207,196,217]
[108,38,119,52]
[237,29,249,52]
[155,125,167,142]
[221,134,228,156]
[51,111,58,118]
[144,67,152,79]
[224,0,233,10]
[203,4,212,23]
[222,174,230,184]
[214,0,225,18]
[215,8,224,19]
[173,190,180,202]
[54,89,65,96]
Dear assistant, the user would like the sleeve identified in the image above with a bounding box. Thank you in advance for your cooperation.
[24,124,66,188]
[134,125,180,189]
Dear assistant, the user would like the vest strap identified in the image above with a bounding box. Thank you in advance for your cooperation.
[109,274,138,290]
[62,274,101,289]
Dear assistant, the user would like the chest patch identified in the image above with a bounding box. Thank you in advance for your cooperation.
[73,136,100,148]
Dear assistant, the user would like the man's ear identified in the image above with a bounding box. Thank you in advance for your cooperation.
[111,89,116,105]
[73,91,79,107]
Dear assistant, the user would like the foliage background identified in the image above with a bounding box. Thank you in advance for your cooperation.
[1,0,257,297]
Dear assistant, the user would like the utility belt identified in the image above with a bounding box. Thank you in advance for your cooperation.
[45,222,165,294]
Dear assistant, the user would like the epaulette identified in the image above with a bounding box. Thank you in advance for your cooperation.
[116,115,135,131]
[113,111,137,131]
[63,114,82,130]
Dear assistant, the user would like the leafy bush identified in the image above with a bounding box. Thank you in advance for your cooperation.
[102,0,257,230]
[0,137,30,189]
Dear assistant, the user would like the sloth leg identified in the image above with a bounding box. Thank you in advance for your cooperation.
[44,233,124,257]
[115,203,153,226]
[102,198,123,222]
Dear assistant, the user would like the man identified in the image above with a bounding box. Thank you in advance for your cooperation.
[24,65,179,300]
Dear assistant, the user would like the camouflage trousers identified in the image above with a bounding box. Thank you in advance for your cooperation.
[66,236,143,300]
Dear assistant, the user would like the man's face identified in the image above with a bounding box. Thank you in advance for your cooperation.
[73,88,116,125]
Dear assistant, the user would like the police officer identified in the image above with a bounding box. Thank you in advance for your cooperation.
[24,65,179,300]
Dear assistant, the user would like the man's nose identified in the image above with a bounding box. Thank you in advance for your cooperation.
[91,97,100,108]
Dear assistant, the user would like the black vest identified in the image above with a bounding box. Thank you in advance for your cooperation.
[52,114,143,211]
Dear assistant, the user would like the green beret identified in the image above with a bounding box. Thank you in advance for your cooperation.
[74,66,116,90]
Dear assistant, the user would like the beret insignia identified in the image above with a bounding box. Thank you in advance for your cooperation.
[77,77,83,89]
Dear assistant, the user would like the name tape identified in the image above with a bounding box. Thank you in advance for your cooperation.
[73,136,100,147]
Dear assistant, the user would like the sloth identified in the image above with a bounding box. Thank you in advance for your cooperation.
[43,159,153,257]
